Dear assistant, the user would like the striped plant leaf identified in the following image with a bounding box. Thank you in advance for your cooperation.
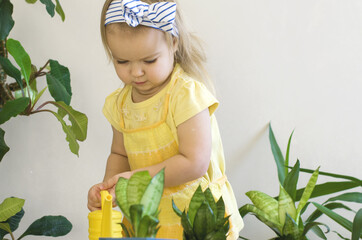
[216,197,225,223]
[246,191,279,223]
[282,214,300,238]
[239,204,282,234]
[115,177,130,219]
[284,130,294,177]
[296,167,319,222]
[188,186,205,226]
[140,168,164,217]
[127,171,152,207]
[278,185,297,226]
[172,199,182,217]
[193,203,215,239]
[204,188,217,217]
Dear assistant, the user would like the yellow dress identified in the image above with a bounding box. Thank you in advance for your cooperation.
[103,64,244,239]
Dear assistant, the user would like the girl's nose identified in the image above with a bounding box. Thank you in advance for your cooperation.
[130,63,144,78]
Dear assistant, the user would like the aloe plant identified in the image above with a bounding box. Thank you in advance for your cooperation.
[172,185,230,240]
[115,169,165,238]
[239,123,362,239]
[0,0,88,162]
[0,197,72,240]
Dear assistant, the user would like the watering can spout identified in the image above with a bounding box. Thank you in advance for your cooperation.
[100,190,113,237]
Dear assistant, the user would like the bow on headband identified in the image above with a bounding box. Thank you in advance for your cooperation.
[105,0,178,37]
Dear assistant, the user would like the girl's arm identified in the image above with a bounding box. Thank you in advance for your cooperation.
[87,126,130,211]
[103,108,212,188]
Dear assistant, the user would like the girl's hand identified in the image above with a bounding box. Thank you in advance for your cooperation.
[87,182,104,211]
[102,171,133,197]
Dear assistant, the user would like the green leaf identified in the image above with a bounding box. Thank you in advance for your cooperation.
[181,211,196,240]
[297,167,361,184]
[129,204,143,237]
[6,39,32,86]
[0,56,22,90]
[204,188,217,219]
[18,215,72,239]
[51,101,88,141]
[352,208,362,240]
[282,214,300,238]
[39,0,55,17]
[310,225,328,240]
[296,181,361,201]
[269,123,286,185]
[32,86,47,108]
[193,203,215,240]
[312,202,353,233]
[54,0,65,21]
[127,171,152,207]
[46,60,71,105]
[306,202,354,224]
[245,190,279,223]
[278,185,297,226]
[0,208,25,239]
[283,160,300,202]
[296,167,319,222]
[302,222,329,238]
[140,168,165,217]
[138,215,159,238]
[0,97,29,124]
[285,130,294,177]
[0,128,10,162]
[325,192,362,204]
[333,230,350,240]
[216,197,226,223]
[48,110,79,156]
[0,0,14,40]
[239,204,282,235]
[25,0,38,3]
[188,185,206,226]
[0,197,25,222]
[0,223,11,233]
[115,177,130,219]
[172,198,182,217]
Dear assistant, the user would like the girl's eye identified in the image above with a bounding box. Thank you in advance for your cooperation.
[145,58,157,64]
[116,60,128,64]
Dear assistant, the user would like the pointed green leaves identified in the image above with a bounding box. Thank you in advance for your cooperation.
[6,39,32,86]
[0,197,25,222]
[40,0,55,17]
[278,185,296,226]
[115,177,130,219]
[325,192,362,204]
[283,160,300,202]
[0,0,14,40]
[46,60,72,105]
[18,215,72,239]
[188,186,206,226]
[193,203,215,240]
[172,199,182,217]
[0,128,10,162]
[0,97,30,124]
[245,190,279,223]
[269,123,286,184]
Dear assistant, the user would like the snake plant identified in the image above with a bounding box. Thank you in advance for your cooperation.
[172,185,230,240]
[115,169,164,238]
[239,123,362,240]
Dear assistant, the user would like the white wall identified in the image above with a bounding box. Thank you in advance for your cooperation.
[1,0,361,239]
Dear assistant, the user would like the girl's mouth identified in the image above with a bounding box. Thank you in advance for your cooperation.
[134,81,146,85]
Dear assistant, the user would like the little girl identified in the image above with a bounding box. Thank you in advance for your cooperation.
[88,0,243,239]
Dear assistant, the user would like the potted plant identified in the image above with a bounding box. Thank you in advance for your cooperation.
[239,123,362,240]
[0,0,88,239]
[172,185,230,240]
[100,168,167,239]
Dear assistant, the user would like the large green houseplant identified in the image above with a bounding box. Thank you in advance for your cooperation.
[0,0,88,239]
[239,123,361,240]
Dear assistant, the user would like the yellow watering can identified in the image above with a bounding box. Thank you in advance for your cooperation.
[88,190,123,240]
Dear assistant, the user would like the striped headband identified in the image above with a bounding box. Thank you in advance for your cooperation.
[105,0,178,37]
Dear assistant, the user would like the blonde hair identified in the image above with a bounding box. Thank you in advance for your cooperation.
[100,0,215,93]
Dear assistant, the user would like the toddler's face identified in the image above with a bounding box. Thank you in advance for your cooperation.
[106,24,176,101]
